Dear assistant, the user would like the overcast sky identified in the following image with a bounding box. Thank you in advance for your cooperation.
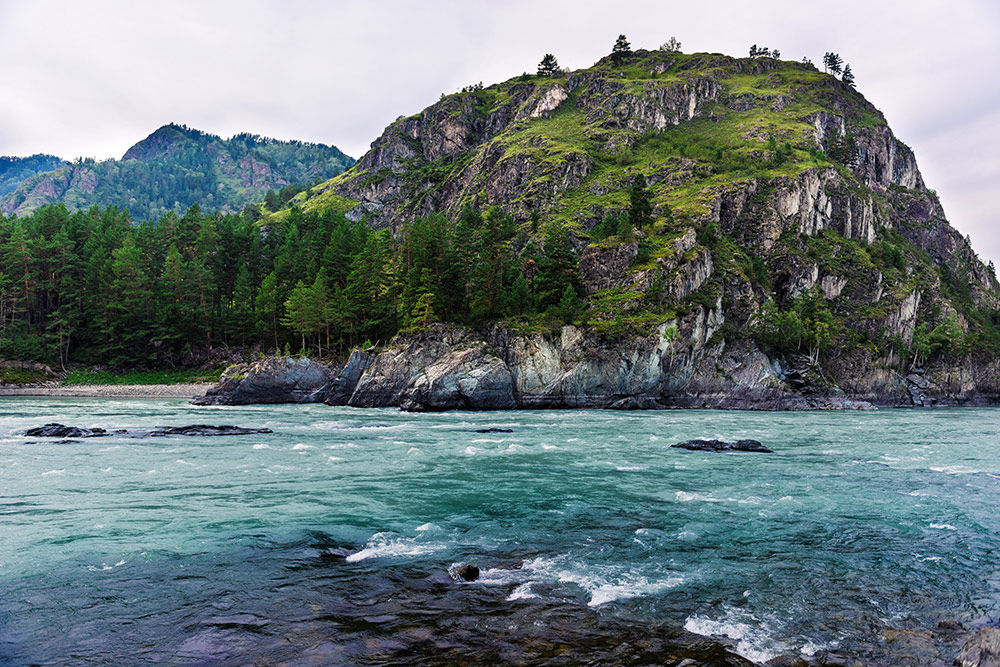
[1,0,997,263]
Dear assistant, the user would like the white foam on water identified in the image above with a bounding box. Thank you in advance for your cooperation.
[616,465,647,472]
[87,559,126,572]
[541,444,559,450]
[929,523,957,530]
[327,456,344,462]
[253,444,270,450]
[675,491,721,502]
[565,438,580,442]
[98,446,121,452]
[676,530,697,540]
[504,444,528,453]
[463,446,484,456]
[175,459,196,466]
[415,523,439,532]
[507,583,538,601]
[345,531,446,562]
[472,438,504,444]
[521,555,683,607]
[684,607,785,664]
[292,444,313,450]
[41,469,65,476]
[407,447,422,456]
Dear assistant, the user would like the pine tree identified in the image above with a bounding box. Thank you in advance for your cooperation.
[537,53,560,77]
[611,34,631,61]
[629,174,653,231]
[660,37,682,53]
[841,64,855,88]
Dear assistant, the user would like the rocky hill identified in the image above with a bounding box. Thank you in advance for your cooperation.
[269,47,1000,409]
[0,154,68,196]
[0,124,354,220]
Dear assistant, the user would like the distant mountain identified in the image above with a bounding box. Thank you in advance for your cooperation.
[0,124,354,220]
[0,154,68,196]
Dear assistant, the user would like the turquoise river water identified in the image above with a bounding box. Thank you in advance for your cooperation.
[1,397,999,665]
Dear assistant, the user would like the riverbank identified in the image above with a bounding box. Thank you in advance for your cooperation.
[0,383,214,398]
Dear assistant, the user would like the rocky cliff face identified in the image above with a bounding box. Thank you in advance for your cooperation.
[275,48,1000,410]
[309,321,994,412]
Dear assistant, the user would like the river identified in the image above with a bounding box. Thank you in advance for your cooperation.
[1,397,998,664]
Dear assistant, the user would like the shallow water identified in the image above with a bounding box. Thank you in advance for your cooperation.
[1,398,999,665]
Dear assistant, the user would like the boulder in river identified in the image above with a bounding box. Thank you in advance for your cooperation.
[956,627,1000,667]
[671,439,773,453]
[193,356,332,405]
[451,563,480,582]
[24,423,109,438]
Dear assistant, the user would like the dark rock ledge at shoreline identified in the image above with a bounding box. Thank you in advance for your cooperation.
[191,324,1000,412]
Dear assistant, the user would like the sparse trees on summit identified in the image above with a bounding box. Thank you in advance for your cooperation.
[660,36,682,52]
[823,52,843,75]
[749,45,780,59]
[611,34,631,61]
[537,53,560,77]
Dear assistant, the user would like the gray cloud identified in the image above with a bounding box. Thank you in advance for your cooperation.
[1,0,997,262]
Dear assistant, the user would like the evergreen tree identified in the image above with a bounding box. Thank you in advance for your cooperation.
[841,64,855,88]
[537,53,560,77]
[611,34,631,61]
[629,174,653,231]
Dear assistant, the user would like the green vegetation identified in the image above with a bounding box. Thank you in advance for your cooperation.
[0,154,67,196]
[0,201,581,367]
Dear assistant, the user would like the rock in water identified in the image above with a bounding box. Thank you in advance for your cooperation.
[671,439,773,453]
[451,564,480,582]
[193,356,332,405]
[145,425,272,437]
[474,428,513,433]
[24,424,109,438]
[956,627,1000,667]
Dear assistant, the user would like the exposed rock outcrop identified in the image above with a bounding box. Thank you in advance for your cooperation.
[194,356,332,405]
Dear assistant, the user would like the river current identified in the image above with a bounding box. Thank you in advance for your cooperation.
[1,398,998,665]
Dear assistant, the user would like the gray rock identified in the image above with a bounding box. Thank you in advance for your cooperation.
[194,356,332,405]
[956,627,1000,667]
[451,564,480,582]
[350,325,516,411]
[25,423,108,438]
[671,439,773,453]
[323,349,373,406]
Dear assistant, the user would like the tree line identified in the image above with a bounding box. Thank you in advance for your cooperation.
[0,203,581,368]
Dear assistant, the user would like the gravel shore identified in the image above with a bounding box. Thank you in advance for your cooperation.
[0,383,213,398]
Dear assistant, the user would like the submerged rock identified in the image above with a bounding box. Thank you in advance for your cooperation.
[145,425,272,437]
[671,439,773,453]
[193,356,332,405]
[24,423,109,438]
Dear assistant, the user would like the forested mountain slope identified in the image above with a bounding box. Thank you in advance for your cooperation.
[0,155,68,196]
[0,124,354,221]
